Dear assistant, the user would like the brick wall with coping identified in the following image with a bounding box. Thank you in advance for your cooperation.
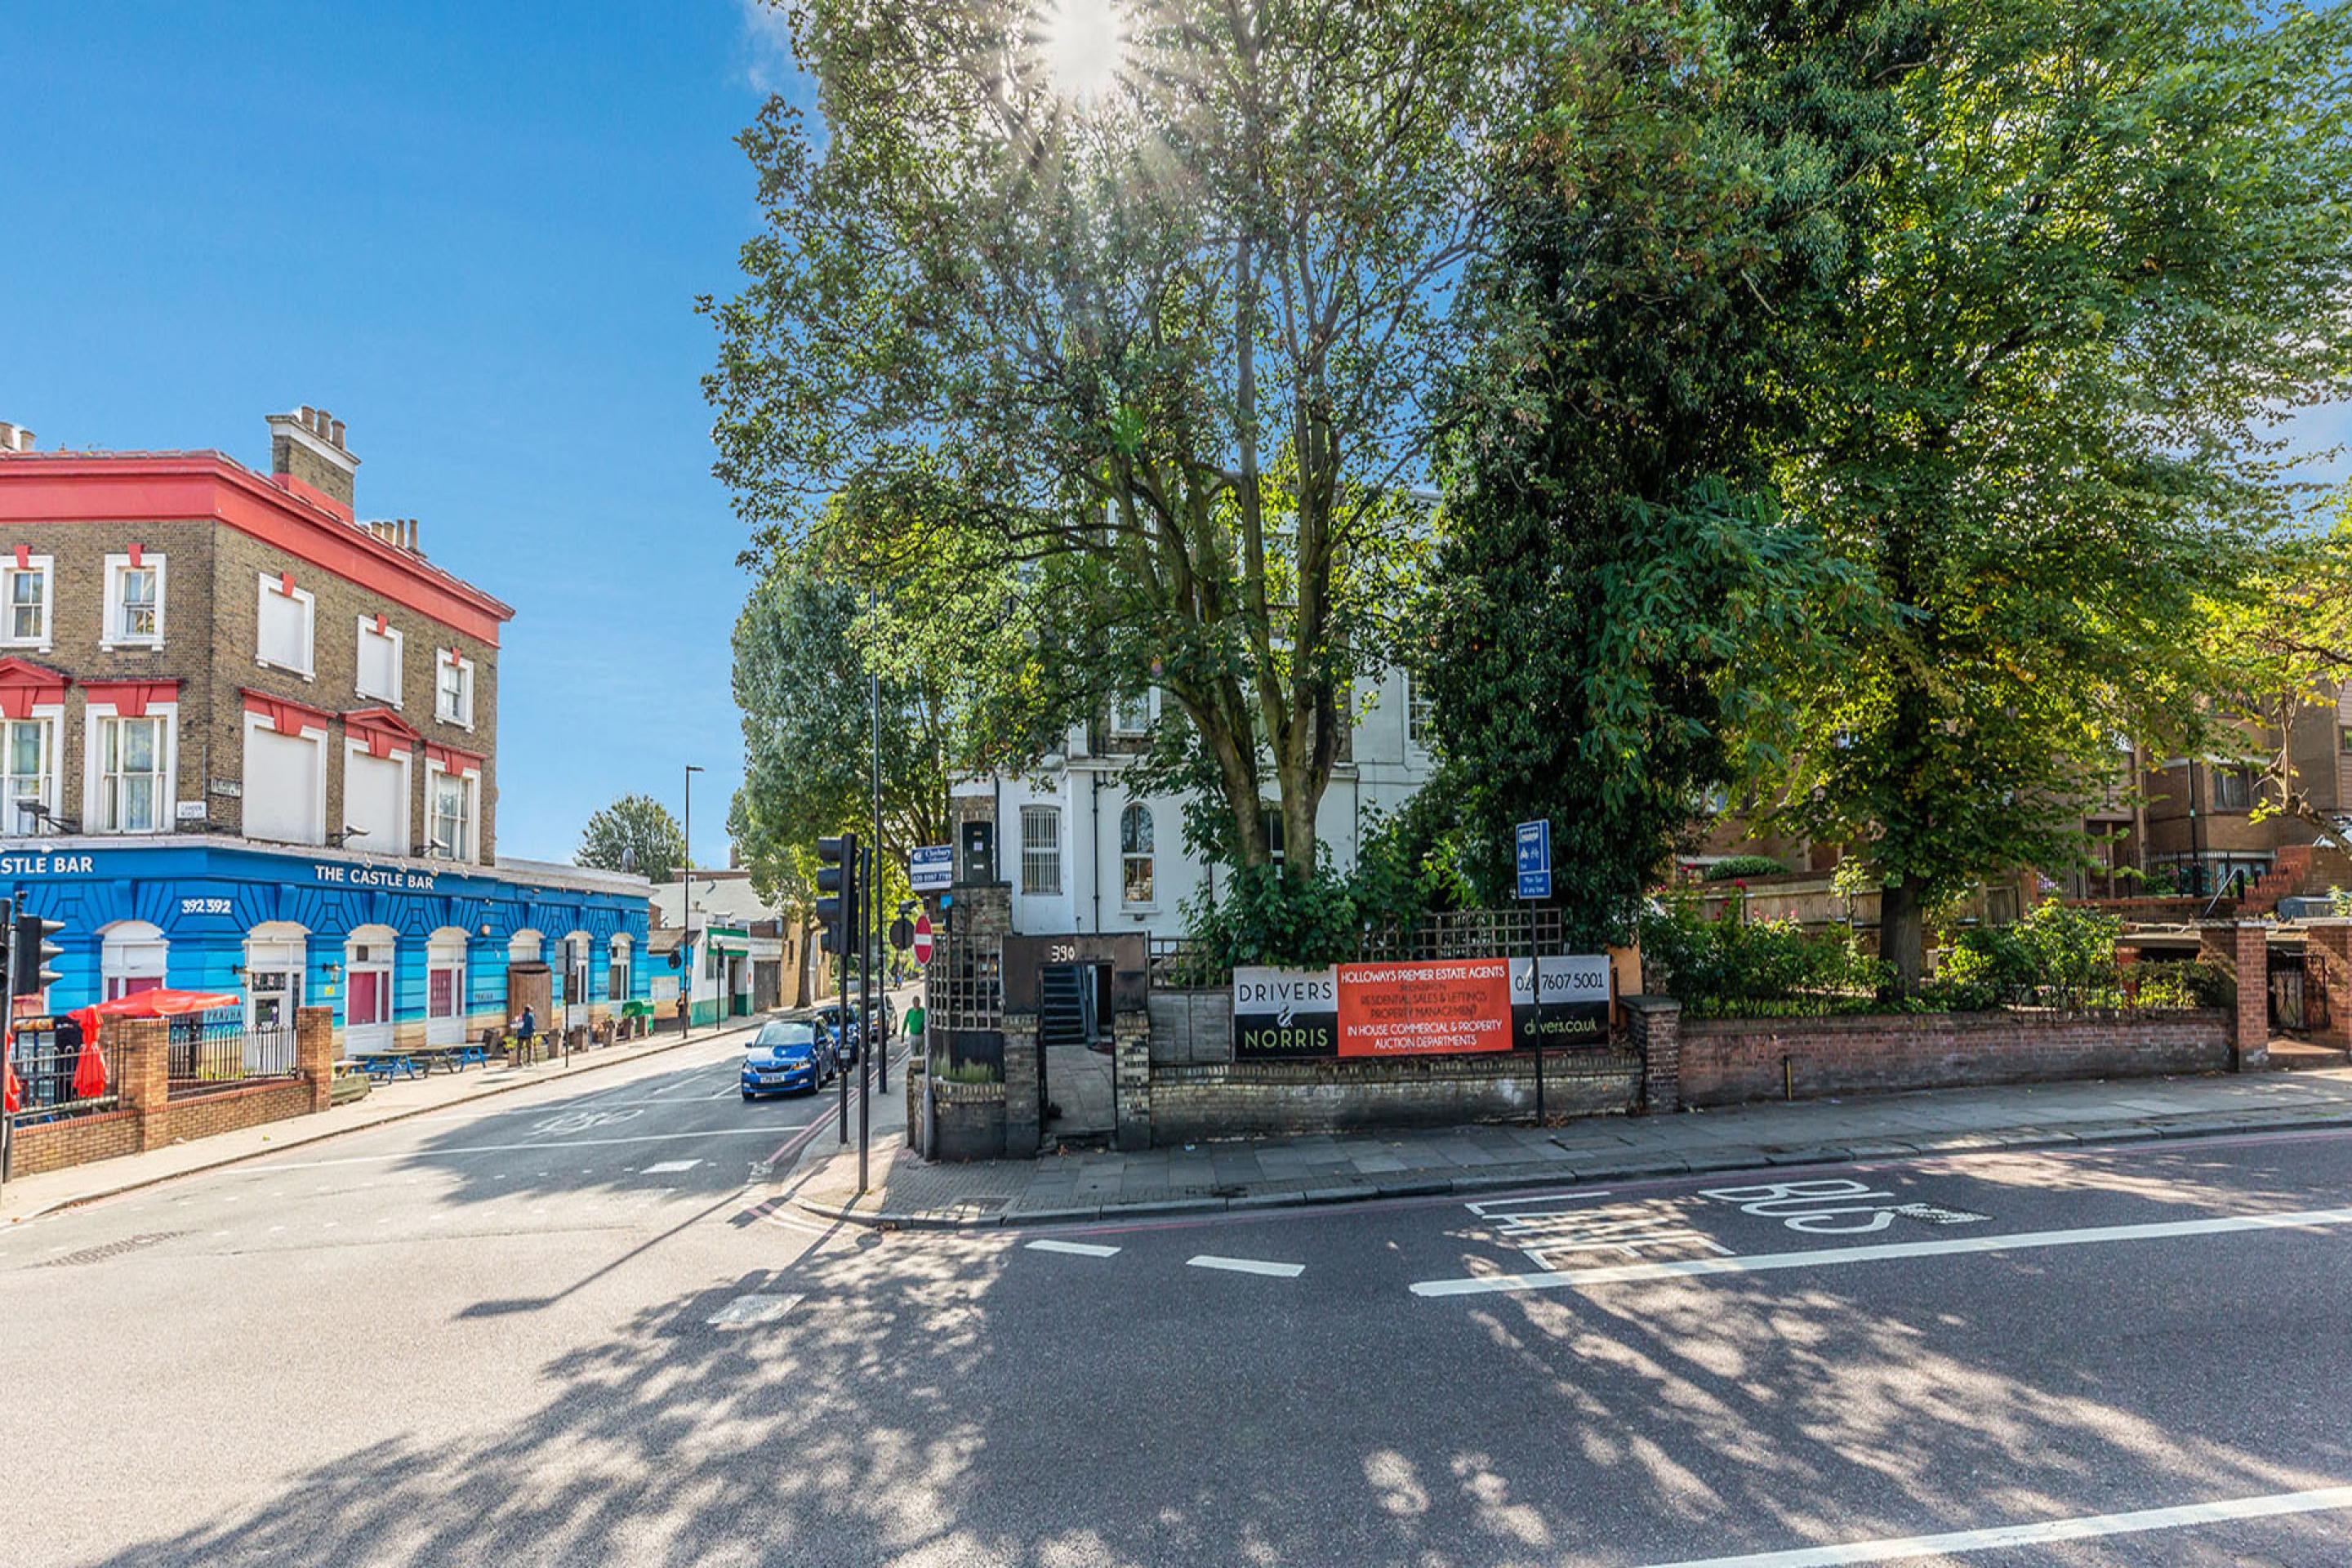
[11,1006,338,1178]
[1674,1008,2229,1108]
[1148,1049,1642,1144]
[2198,920,2269,1070]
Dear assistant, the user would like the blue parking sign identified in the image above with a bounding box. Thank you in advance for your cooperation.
[1515,820,1552,900]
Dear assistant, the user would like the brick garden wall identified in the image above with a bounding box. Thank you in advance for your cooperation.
[1150,1049,1642,1145]
[1676,1009,2229,1108]
[158,1080,321,1143]
[11,1109,141,1176]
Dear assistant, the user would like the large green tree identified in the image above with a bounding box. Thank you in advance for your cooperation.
[1428,0,1917,945]
[1770,0,2352,988]
[705,0,1508,880]
[575,794,688,885]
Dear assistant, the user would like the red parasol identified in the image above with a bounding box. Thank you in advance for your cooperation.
[66,991,244,1085]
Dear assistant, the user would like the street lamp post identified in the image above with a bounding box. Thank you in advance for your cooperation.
[684,764,704,1039]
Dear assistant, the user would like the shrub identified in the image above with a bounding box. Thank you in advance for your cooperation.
[1703,855,1788,883]
[1637,896,1892,1018]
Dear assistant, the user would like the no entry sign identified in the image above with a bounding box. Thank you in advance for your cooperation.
[911,911,933,966]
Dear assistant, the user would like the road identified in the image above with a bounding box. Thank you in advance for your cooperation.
[4,1044,2350,1567]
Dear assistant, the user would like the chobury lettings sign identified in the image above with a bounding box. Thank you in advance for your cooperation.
[1232,955,1611,1061]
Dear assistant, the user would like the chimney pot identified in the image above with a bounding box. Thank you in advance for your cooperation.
[329,418,345,448]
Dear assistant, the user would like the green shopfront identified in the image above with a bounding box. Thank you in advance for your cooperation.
[3,837,653,1052]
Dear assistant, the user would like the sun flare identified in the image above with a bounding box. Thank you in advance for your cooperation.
[1041,0,1125,103]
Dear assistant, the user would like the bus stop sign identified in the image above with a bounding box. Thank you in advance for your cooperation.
[1516,820,1552,900]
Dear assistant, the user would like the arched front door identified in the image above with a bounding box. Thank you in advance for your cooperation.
[426,929,469,1047]
[344,924,399,1055]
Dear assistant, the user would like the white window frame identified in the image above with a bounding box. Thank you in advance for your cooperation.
[82,700,178,835]
[1405,671,1433,751]
[355,617,404,706]
[101,554,167,650]
[608,933,633,1003]
[100,921,171,1001]
[2,555,54,651]
[2,707,62,835]
[1110,688,1156,737]
[341,739,413,855]
[239,710,330,846]
[425,757,480,864]
[256,574,317,679]
[435,650,475,729]
[1119,801,1156,909]
[1020,804,1062,896]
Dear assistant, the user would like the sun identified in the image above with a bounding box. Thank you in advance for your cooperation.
[1041,0,1125,103]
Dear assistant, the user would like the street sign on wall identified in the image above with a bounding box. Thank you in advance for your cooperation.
[1515,820,1552,900]
[910,844,954,893]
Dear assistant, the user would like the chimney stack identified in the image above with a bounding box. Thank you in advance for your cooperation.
[0,422,33,453]
[266,405,360,518]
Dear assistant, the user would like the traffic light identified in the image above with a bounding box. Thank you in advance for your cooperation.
[11,909,64,998]
[815,833,858,958]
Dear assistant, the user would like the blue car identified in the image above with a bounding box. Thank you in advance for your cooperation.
[741,1019,831,1100]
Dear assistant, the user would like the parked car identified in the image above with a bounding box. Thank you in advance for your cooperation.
[741,1018,832,1100]
[813,1004,860,1062]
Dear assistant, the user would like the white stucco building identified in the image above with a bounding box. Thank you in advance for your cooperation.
[955,665,1440,938]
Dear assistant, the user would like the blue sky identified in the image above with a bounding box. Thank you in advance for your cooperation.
[0,1,806,867]
[3,4,2345,868]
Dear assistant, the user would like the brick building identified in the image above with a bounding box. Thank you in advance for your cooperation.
[0,409,650,1055]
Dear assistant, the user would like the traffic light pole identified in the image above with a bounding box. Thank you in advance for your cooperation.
[872,667,888,1098]
[858,844,872,1196]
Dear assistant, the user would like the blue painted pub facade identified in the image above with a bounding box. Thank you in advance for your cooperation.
[8,838,652,1052]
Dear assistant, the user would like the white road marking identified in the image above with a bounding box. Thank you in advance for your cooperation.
[244,1127,790,1170]
[1188,1254,1304,1278]
[706,1292,803,1327]
[1637,1483,2352,1567]
[1027,1239,1121,1258]
[1411,1205,2352,1296]
[644,1160,702,1174]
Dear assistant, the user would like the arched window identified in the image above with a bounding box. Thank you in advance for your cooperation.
[1120,803,1155,908]
[507,929,544,965]
[100,920,168,1000]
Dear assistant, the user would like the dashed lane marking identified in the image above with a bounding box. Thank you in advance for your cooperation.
[643,1160,702,1174]
[1187,1254,1304,1278]
[1027,1239,1121,1258]
[1638,1482,2352,1567]
[1411,1205,2352,1297]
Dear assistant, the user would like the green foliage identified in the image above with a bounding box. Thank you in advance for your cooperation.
[1178,800,1475,972]
[1428,0,1908,951]
[575,795,687,885]
[1765,0,2352,987]
[1637,898,1895,1018]
[1703,857,1788,884]
[704,0,1513,876]
[1935,900,2233,1011]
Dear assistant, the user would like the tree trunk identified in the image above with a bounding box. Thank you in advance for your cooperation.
[1880,879,1926,999]
[793,915,815,1009]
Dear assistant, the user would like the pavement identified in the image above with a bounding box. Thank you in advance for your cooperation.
[7,1023,2352,1566]
[0,1013,777,1221]
[792,1061,2352,1229]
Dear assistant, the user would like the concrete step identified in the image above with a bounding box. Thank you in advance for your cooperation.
[2268,1039,2350,1071]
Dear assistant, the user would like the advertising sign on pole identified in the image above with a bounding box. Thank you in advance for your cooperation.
[909,844,954,893]
[1515,820,1552,901]
[1337,958,1514,1057]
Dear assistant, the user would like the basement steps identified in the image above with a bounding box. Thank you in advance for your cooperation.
[2239,845,2352,917]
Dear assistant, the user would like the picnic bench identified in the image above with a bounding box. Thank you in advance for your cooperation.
[353,1053,422,1082]
[413,1043,492,1074]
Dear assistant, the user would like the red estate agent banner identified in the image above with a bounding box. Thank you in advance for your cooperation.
[1336,958,1514,1057]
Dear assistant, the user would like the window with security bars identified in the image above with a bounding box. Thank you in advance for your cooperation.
[1021,804,1062,895]
[96,715,166,832]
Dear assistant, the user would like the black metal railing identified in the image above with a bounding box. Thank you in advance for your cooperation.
[6,1027,121,1122]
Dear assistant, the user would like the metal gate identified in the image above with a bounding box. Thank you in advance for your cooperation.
[2270,947,2332,1035]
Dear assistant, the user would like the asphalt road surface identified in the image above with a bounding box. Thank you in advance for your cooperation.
[5,1046,2350,1567]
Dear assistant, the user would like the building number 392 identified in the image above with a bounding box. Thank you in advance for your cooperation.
[179,897,234,916]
